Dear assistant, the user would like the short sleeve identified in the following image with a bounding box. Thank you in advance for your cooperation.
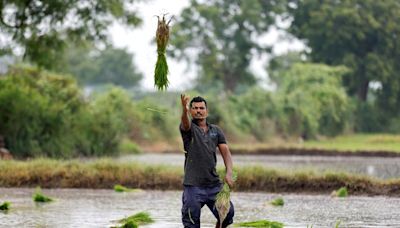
[179,123,192,151]
[216,126,227,144]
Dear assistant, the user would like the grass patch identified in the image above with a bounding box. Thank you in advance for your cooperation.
[304,134,400,152]
[270,197,284,206]
[0,201,10,210]
[33,187,54,202]
[235,220,284,228]
[116,212,154,227]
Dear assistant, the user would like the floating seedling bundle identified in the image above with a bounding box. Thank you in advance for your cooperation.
[154,14,172,90]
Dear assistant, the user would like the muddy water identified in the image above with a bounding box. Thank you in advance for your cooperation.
[117,154,400,179]
[1,188,399,228]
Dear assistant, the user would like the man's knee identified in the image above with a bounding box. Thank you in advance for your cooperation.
[182,204,201,228]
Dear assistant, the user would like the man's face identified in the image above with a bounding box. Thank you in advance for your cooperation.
[190,101,208,120]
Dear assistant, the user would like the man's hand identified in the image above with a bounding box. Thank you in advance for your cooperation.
[181,94,190,111]
[225,172,234,188]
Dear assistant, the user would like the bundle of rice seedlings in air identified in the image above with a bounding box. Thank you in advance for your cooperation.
[215,172,237,228]
[0,201,11,211]
[154,14,172,90]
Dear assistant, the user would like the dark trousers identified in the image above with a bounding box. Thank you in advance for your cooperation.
[181,184,235,228]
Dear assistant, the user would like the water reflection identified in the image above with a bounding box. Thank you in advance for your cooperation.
[0,188,399,228]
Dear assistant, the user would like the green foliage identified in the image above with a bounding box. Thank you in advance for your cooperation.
[288,0,400,117]
[270,197,284,206]
[61,44,143,88]
[75,88,134,156]
[0,201,10,210]
[0,65,83,157]
[227,88,278,141]
[0,66,139,158]
[276,63,351,138]
[171,0,285,92]
[118,138,141,155]
[0,0,142,70]
[235,220,284,228]
[33,187,53,203]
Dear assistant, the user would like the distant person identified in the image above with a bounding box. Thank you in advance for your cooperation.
[179,94,234,228]
[0,135,12,160]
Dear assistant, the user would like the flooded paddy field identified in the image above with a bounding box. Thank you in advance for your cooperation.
[1,188,400,227]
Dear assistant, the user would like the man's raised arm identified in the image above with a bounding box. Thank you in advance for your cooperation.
[180,94,191,131]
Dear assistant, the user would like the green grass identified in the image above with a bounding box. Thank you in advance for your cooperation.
[0,159,399,195]
[33,187,54,203]
[235,220,284,228]
[270,197,284,206]
[303,134,400,152]
[0,201,10,210]
[118,212,154,227]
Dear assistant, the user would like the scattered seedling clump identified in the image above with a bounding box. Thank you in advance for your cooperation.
[113,184,142,193]
[236,219,284,228]
[33,187,54,203]
[115,211,154,228]
[270,197,284,206]
[0,201,10,210]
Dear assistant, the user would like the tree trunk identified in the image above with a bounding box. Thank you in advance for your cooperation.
[358,79,369,101]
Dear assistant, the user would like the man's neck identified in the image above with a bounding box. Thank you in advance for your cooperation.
[193,118,207,127]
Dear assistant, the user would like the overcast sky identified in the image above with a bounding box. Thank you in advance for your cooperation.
[110,0,305,92]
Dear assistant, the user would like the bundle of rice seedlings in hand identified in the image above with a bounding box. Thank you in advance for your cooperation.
[215,172,237,228]
[154,14,172,90]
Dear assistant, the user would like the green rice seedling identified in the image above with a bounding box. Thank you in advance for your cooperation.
[33,187,53,203]
[0,201,10,210]
[336,187,348,197]
[335,220,341,228]
[119,220,138,228]
[235,219,284,228]
[215,172,237,228]
[114,184,143,193]
[154,14,172,90]
[270,197,284,206]
[119,212,154,225]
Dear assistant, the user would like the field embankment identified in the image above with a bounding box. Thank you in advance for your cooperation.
[0,159,399,196]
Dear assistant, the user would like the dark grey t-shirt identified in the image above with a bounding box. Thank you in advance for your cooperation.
[180,120,227,187]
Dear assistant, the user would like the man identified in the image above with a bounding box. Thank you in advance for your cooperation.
[180,94,234,228]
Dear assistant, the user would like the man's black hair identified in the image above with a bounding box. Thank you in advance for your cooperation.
[190,96,207,108]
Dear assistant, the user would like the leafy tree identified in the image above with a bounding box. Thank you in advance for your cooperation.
[63,44,143,88]
[171,0,286,92]
[287,0,400,115]
[276,63,351,138]
[0,0,142,69]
